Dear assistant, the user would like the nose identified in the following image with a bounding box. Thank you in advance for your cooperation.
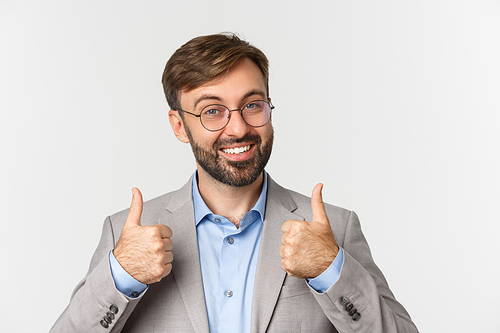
[223,109,250,137]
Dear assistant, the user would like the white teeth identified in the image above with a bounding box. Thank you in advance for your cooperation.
[222,145,251,154]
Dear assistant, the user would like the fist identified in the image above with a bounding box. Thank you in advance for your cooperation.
[279,183,339,279]
[113,188,173,284]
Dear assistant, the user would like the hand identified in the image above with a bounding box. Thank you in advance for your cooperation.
[279,183,339,279]
[113,188,173,284]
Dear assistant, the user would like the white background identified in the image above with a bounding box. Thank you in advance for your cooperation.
[1,1,499,332]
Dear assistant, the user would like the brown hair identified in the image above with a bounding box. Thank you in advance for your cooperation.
[161,33,269,113]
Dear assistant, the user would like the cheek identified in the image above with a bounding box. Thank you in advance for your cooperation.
[259,123,274,143]
[195,133,222,149]
[204,133,222,146]
[185,122,219,146]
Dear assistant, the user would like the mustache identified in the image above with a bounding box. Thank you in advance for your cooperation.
[213,134,262,149]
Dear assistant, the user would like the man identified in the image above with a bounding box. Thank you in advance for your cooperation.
[51,33,418,332]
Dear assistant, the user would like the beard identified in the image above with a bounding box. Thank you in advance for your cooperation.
[185,126,274,187]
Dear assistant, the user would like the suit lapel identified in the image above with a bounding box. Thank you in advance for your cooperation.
[158,177,210,333]
[251,176,305,333]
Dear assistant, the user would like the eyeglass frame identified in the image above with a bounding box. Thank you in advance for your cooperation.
[177,99,275,132]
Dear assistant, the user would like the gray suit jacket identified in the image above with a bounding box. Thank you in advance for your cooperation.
[51,175,418,332]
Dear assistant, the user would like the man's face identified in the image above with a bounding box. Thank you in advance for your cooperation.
[174,58,273,187]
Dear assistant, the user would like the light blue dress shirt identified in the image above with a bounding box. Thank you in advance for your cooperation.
[193,172,267,333]
[109,171,344,332]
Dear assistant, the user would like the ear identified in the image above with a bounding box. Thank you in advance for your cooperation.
[169,110,190,143]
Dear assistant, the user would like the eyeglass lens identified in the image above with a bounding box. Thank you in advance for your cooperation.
[200,100,271,131]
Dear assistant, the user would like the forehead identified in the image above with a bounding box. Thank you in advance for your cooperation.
[180,58,267,109]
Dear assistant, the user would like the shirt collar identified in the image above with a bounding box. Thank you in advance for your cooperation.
[192,170,268,226]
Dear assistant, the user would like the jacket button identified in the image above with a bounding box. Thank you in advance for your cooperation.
[339,296,350,306]
[345,302,353,312]
[352,312,361,321]
[103,315,112,324]
[106,311,115,321]
[109,304,119,314]
[100,319,109,328]
[349,308,357,316]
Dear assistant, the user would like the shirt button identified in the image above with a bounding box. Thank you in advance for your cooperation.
[225,290,233,298]
[227,237,234,244]
[214,218,221,223]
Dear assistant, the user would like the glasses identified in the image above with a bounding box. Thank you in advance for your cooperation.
[178,100,274,132]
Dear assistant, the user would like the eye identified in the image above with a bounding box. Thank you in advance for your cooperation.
[243,101,264,113]
[205,108,220,115]
[201,105,226,119]
[245,102,258,110]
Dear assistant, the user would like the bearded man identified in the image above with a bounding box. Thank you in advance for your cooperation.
[51,33,418,333]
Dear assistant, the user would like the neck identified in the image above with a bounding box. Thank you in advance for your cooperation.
[196,167,264,228]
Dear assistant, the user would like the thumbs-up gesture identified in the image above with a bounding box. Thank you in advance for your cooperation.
[279,184,339,279]
[113,188,173,284]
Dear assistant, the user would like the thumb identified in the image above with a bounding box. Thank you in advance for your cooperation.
[311,183,328,224]
[124,187,143,228]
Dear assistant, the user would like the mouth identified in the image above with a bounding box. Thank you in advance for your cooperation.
[221,145,251,155]
[219,144,255,162]
[215,134,261,162]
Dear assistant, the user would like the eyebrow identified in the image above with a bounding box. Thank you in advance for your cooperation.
[193,94,222,110]
[193,89,267,110]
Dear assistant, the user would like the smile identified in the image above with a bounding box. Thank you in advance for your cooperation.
[221,145,251,155]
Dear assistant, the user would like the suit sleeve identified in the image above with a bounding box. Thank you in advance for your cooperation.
[50,216,146,333]
[310,211,419,333]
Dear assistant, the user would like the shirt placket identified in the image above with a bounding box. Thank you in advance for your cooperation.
[218,221,241,332]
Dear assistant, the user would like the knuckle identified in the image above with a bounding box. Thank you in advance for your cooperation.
[282,259,293,273]
[283,245,294,258]
[152,240,164,252]
[284,235,298,247]
[290,221,304,232]
[149,227,161,237]
[152,265,163,278]
[142,227,158,241]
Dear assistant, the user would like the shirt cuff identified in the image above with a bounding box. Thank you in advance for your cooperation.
[109,250,147,298]
[307,247,344,293]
